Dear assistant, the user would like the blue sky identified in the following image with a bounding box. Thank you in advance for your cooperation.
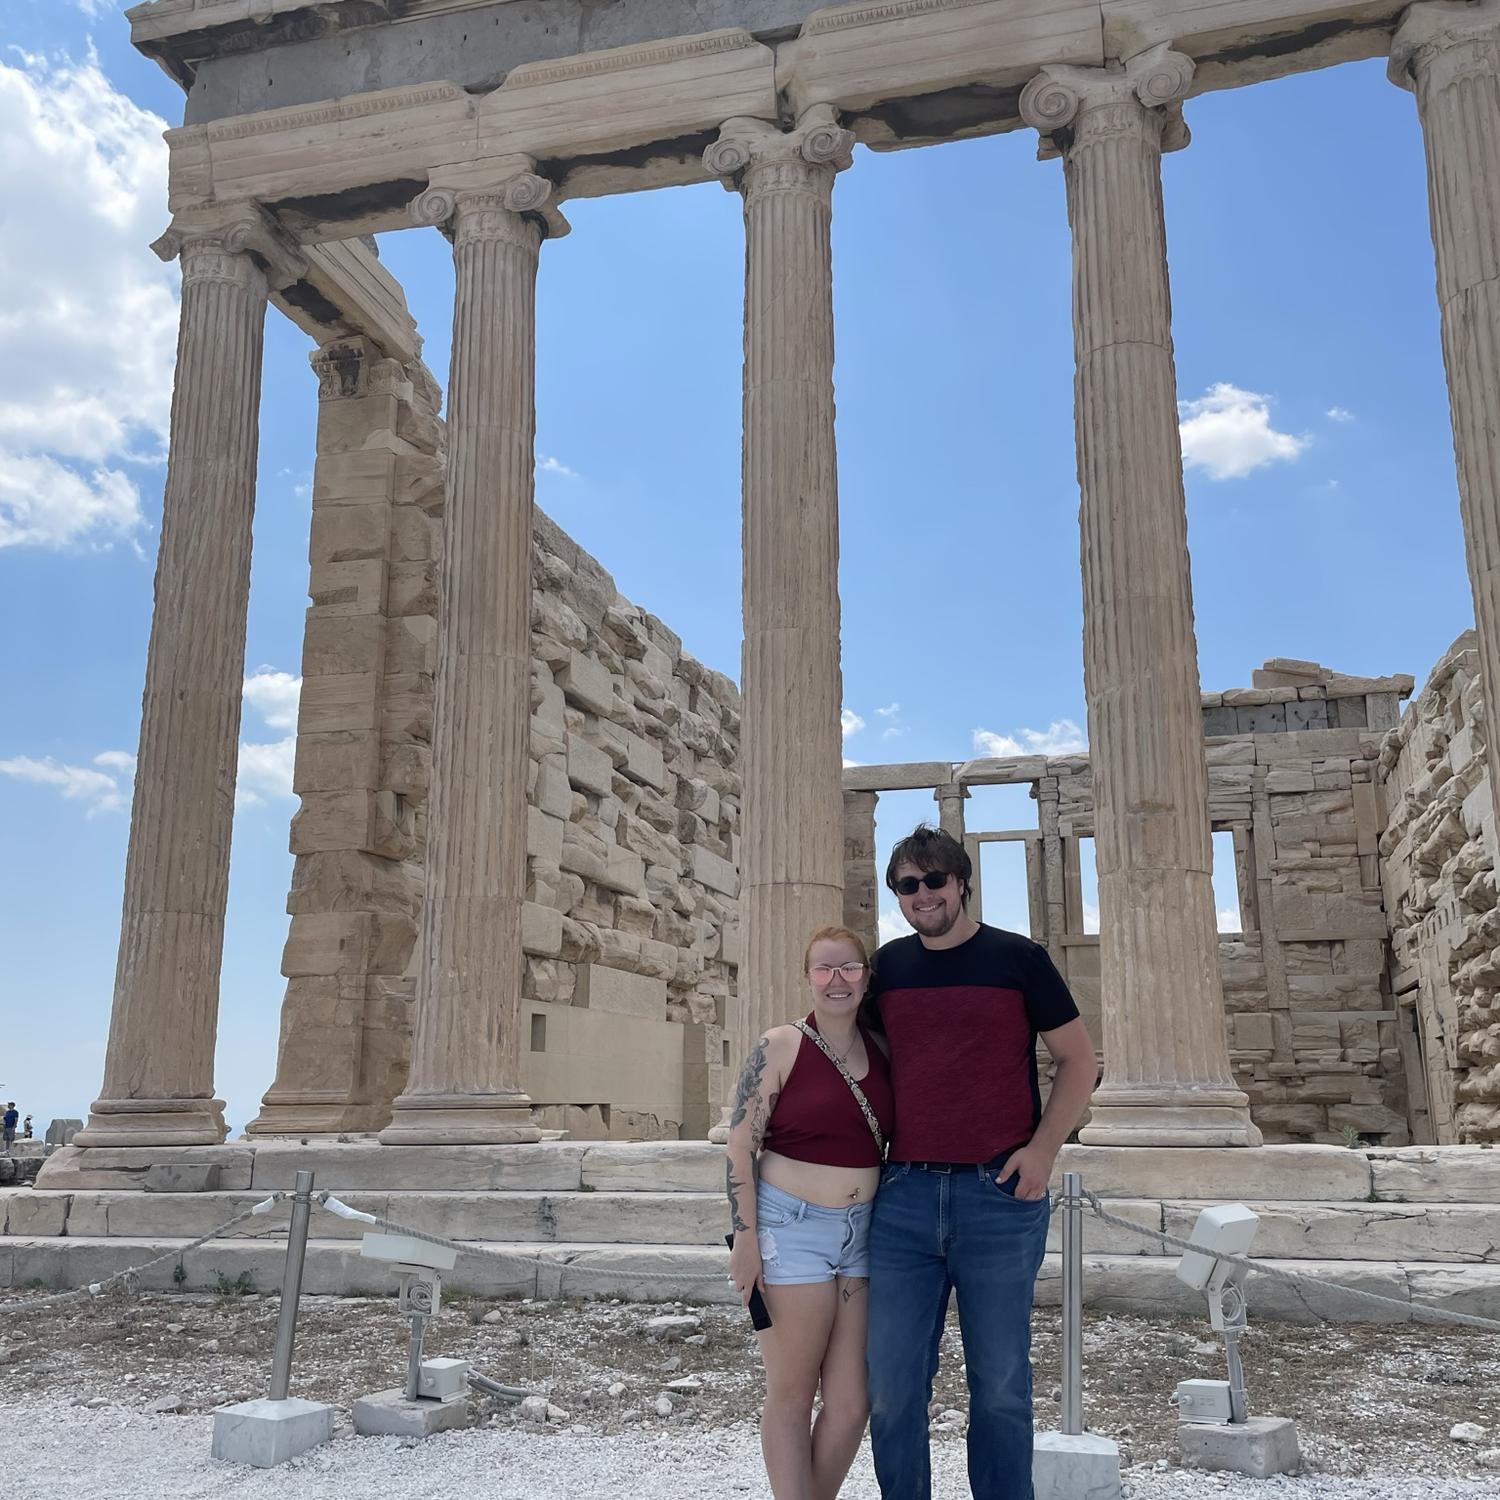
[0,1,1474,1134]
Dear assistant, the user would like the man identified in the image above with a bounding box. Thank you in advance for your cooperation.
[865,824,1098,1499]
[1,1102,17,1156]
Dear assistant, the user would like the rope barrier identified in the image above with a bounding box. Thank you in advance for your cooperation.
[0,1196,286,1317]
[1074,1187,1500,1334]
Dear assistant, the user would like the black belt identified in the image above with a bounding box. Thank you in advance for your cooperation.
[904,1153,1014,1175]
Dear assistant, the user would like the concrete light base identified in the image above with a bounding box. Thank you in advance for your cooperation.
[352,1388,472,1438]
[211,1397,336,1467]
[1033,1429,1122,1499]
[1178,1415,1302,1477]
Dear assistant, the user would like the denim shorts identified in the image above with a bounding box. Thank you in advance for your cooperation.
[756,1179,874,1284]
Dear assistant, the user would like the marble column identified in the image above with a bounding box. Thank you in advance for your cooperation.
[76,206,302,1147]
[935,782,969,842]
[705,106,852,1074]
[843,789,880,958]
[1021,48,1260,1146]
[1391,1,1500,835]
[380,168,565,1144]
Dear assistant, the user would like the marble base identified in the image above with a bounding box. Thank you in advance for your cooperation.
[1080,1103,1264,1149]
[1033,1429,1122,1500]
[1178,1415,1302,1477]
[211,1397,335,1467]
[378,1093,541,1145]
[74,1096,227,1148]
[352,1388,472,1438]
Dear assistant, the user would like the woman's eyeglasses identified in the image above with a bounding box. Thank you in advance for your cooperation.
[809,962,868,982]
[893,871,952,896]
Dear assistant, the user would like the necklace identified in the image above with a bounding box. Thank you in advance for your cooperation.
[824,1027,858,1064]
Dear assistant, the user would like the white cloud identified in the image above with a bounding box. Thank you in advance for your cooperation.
[73,2,120,15]
[0,451,143,548]
[243,668,302,732]
[0,748,134,814]
[1178,383,1307,481]
[972,719,1087,759]
[876,703,900,718]
[1325,406,1355,423]
[841,709,865,741]
[0,51,177,549]
[878,906,913,945]
[236,736,297,806]
[1218,906,1242,933]
[538,455,578,479]
[1081,899,1100,936]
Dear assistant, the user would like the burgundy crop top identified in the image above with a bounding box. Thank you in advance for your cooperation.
[761,1015,895,1169]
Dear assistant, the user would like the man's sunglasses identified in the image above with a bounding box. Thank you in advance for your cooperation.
[893,871,953,896]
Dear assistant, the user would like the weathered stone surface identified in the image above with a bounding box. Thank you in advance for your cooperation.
[1371,1146,1500,1202]
[1054,1144,1371,1201]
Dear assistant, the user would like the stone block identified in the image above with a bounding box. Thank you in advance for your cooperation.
[619,729,666,789]
[144,1163,221,1193]
[559,650,617,717]
[527,806,565,866]
[290,790,375,854]
[599,844,646,896]
[310,559,385,618]
[1202,706,1238,736]
[1370,1146,1500,1202]
[302,613,385,677]
[212,1397,336,1468]
[690,845,739,897]
[522,901,563,959]
[3,1190,68,1236]
[535,757,572,819]
[298,671,379,733]
[579,1142,724,1192]
[1237,704,1287,735]
[1232,1014,1275,1052]
[567,734,614,797]
[1177,1415,1301,1478]
[1053,1144,1371,1201]
[247,1140,586,1192]
[352,1389,471,1438]
[1286,699,1329,732]
[577,964,668,1020]
[309,502,389,565]
[1033,1431,1121,1500]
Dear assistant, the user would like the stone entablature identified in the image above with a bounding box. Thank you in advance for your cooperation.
[143,0,1417,235]
[1380,633,1500,1144]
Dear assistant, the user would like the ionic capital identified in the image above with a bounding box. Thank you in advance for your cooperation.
[1020,44,1195,159]
[150,201,306,291]
[309,335,410,402]
[1389,0,1500,91]
[703,104,855,194]
[409,158,570,243]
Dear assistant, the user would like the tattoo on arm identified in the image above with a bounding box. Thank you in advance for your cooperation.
[730,1037,770,1132]
[726,1158,749,1233]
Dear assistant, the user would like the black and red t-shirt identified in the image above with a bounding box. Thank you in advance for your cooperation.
[868,924,1080,1164]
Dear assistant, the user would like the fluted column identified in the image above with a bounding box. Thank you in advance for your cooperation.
[1391,1,1500,835]
[380,167,565,1144]
[76,206,302,1147]
[706,106,851,1080]
[1022,48,1260,1146]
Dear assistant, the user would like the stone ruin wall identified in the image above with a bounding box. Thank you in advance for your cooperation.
[1016,663,1414,1147]
[255,344,739,1142]
[1380,633,1500,1144]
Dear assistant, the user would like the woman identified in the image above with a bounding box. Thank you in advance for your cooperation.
[725,925,895,1500]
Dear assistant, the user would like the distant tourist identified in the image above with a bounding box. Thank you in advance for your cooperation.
[21,1114,31,1140]
[725,924,893,1500]
[864,825,1098,1500]
[1,1102,17,1155]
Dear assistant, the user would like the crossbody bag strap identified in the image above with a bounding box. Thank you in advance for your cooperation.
[793,1020,886,1160]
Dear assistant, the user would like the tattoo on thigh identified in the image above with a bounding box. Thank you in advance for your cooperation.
[840,1278,868,1304]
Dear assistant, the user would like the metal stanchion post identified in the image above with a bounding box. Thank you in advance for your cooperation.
[268,1169,315,1402]
[1061,1169,1084,1437]
[405,1310,428,1401]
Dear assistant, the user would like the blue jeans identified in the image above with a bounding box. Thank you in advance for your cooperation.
[866,1161,1050,1499]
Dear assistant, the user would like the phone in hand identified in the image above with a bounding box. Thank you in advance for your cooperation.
[724,1233,773,1330]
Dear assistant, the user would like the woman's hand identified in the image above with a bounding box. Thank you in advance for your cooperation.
[729,1232,765,1307]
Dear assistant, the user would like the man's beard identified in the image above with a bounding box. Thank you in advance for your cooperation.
[911,903,959,938]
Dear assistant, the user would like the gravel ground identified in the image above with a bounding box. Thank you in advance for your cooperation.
[7,1404,1500,1500]
[2,1286,1498,1494]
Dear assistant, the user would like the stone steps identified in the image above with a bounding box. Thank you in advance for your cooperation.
[3,1235,1498,1325]
[34,1140,1500,1203]
[6,1187,1500,1263]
